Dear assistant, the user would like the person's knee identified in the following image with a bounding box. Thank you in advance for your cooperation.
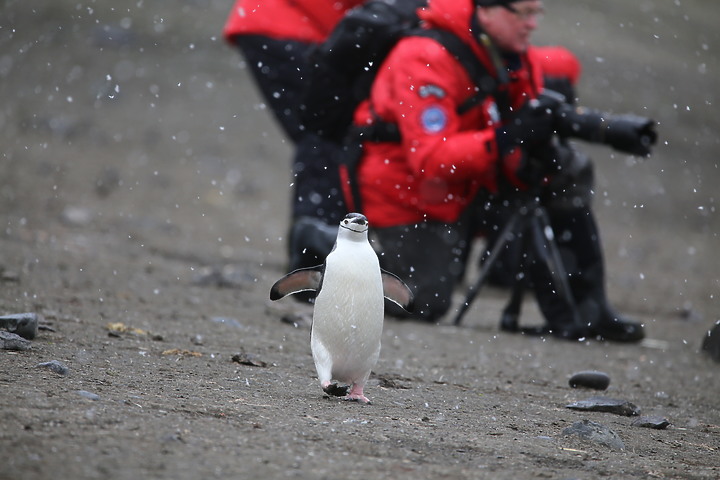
[410,283,454,322]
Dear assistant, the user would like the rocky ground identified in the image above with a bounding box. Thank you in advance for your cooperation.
[1,1,719,479]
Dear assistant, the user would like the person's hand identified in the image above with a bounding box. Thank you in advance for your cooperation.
[500,148,547,190]
[495,100,555,154]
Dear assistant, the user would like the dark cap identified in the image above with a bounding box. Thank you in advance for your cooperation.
[475,0,524,6]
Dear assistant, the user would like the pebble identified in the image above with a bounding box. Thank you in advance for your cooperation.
[77,390,100,401]
[0,312,40,340]
[231,352,267,367]
[0,331,32,351]
[631,415,670,430]
[61,206,93,227]
[562,419,625,451]
[566,396,641,416]
[211,316,244,329]
[569,370,610,390]
[37,360,70,376]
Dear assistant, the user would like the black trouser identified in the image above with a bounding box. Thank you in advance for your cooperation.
[372,143,604,324]
[372,212,479,321]
[233,36,347,229]
[372,202,607,325]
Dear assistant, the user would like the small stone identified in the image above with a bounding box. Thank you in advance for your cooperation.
[566,396,641,416]
[1,269,20,283]
[631,415,670,430]
[563,419,625,451]
[37,360,69,376]
[61,206,93,227]
[77,390,100,401]
[231,352,267,367]
[0,331,32,351]
[323,383,349,397]
[569,370,610,390]
[0,312,40,340]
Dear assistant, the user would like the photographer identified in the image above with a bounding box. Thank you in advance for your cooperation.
[352,0,655,341]
[223,1,365,271]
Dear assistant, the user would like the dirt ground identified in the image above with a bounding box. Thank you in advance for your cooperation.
[1,1,719,479]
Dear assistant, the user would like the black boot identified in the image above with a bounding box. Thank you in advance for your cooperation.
[287,217,338,271]
[551,208,645,343]
[529,261,591,341]
[575,264,645,343]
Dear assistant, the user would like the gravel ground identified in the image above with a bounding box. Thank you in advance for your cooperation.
[1,1,719,479]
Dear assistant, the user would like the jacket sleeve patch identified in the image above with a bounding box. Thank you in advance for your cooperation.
[418,84,446,99]
[420,105,448,134]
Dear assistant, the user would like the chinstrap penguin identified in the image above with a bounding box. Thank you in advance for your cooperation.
[270,213,413,403]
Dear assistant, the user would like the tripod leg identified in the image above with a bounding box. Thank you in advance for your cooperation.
[529,207,584,330]
[453,210,524,326]
[499,270,526,332]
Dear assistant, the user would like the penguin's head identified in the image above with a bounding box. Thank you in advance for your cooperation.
[339,213,369,234]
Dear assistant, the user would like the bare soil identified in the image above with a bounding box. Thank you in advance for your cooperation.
[1,1,719,479]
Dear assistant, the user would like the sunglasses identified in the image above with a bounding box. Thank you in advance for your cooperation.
[502,4,545,21]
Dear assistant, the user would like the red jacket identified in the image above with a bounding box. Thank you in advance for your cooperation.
[223,0,364,44]
[354,0,577,228]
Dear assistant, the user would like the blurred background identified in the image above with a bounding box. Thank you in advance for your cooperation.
[1,0,718,325]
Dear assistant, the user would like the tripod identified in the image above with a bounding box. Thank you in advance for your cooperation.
[453,195,584,334]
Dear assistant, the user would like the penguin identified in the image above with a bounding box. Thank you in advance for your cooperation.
[270,213,413,403]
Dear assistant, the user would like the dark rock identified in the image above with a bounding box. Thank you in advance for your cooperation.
[37,360,69,376]
[231,352,267,367]
[566,396,641,416]
[569,370,610,390]
[562,419,625,451]
[631,415,670,429]
[701,320,720,362]
[0,331,32,351]
[0,312,40,339]
[323,383,349,397]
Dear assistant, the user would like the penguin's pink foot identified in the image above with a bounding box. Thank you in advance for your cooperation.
[344,393,371,404]
[344,384,371,404]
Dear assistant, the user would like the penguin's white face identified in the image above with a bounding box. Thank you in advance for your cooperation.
[339,213,369,234]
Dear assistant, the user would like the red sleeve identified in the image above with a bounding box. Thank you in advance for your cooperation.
[223,0,364,43]
[528,45,582,85]
[373,37,499,184]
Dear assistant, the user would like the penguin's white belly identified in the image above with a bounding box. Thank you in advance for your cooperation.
[311,253,384,384]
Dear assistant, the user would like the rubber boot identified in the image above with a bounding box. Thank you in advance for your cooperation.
[537,207,645,342]
[575,263,645,342]
[287,217,338,272]
[527,240,590,341]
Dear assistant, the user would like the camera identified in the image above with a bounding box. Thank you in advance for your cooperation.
[533,89,658,157]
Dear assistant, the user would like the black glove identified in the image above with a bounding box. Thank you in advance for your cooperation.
[495,100,555,154]
[501,148,547,191]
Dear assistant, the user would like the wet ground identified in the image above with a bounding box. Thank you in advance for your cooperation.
[1,1,719,479]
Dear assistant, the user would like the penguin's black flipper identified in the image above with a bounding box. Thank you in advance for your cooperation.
[380,269,415,313]
[270,265,324,300]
